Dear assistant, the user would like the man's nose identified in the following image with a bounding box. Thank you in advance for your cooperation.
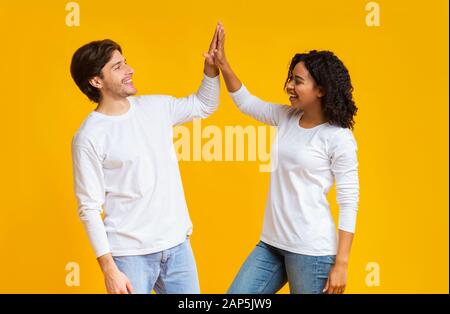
[126,64,134,75]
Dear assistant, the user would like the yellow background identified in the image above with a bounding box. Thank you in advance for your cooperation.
[0,0,448,293]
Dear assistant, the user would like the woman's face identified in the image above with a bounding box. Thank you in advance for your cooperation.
[285,61,324,110]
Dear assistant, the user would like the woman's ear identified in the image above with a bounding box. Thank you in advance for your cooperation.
[317,86,325,98]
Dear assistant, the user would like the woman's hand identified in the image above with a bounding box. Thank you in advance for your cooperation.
[210,22,242,92]
[323,229,354,294]
[323,262,348,294]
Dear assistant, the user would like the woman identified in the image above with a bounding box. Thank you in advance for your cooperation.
[207,23,359,294]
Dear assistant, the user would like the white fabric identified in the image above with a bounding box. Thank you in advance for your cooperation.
[71,74,220,257]
[230,84,359,256]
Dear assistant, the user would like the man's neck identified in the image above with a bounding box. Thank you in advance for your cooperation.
[95,96,131,116]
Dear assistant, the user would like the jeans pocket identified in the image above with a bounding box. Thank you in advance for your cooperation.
[318,255,336,265]
[316,255,336,278]
[256,241,270,250]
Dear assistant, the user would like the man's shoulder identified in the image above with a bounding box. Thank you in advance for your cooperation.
[129,94,177,121]
[129,94,174,108]
[72,114,106,148]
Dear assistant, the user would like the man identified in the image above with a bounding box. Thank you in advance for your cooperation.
[70,24,221,294]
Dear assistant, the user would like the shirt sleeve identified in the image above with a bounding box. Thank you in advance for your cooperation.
[71,136,111,258]
[329,129,360,233]
[229,83,290,126]
[168,74,220,126]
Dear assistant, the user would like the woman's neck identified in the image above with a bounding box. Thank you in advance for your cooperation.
[299,108,327,128]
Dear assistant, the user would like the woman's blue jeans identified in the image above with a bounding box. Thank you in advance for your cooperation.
[227,241,336,294]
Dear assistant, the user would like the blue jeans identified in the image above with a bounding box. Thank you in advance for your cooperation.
[112,238,200,294]
[227,241,336,294]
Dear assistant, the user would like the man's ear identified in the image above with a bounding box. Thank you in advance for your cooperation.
[89,76,103,89]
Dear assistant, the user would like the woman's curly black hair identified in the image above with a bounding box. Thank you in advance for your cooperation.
[284,50,358,130]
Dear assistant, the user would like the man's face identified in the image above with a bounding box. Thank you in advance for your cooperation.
[92,49,137,100]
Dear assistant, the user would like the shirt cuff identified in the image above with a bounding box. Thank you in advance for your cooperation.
[203,73,220,81]
[338,206,358,233]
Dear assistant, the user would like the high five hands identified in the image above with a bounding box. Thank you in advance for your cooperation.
[203,22,228,77]
[203,22,241,92]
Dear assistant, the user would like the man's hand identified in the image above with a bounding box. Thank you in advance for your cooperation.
[203,23,220,77]
[213,22,228,69]
[98,253,134,294]
[104,268,134,294]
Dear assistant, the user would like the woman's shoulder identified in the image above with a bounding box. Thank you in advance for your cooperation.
[324,125,357,152]
[321,122,353,136]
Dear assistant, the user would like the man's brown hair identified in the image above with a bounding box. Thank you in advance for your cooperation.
[70,39,122,103]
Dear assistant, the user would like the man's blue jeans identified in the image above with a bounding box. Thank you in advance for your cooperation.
[113,238,200,294]
[227,241,336,294]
